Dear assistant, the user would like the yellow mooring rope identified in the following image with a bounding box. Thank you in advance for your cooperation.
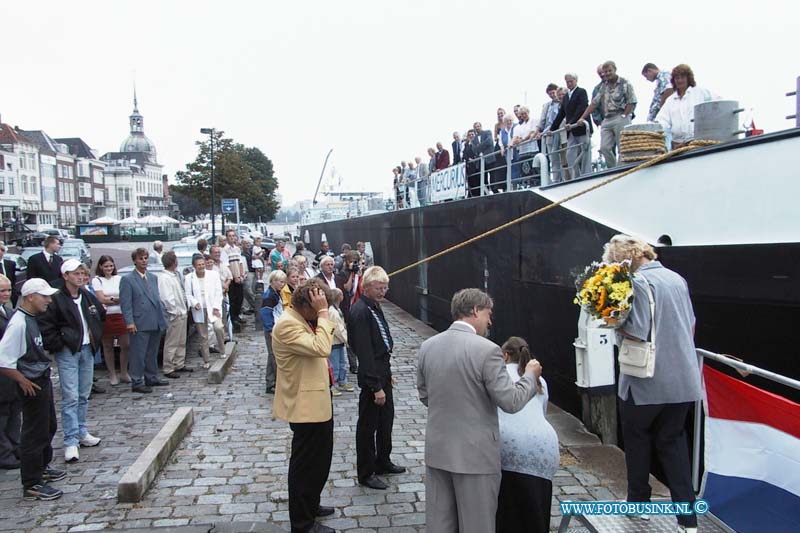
[388,139,719,278]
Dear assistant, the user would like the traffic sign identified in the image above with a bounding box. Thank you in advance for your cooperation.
[221,198,238,214]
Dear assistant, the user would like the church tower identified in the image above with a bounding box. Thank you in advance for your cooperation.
[119,88,157,163]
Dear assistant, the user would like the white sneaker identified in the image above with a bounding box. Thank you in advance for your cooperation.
[677,527,697,533]
[79,433,101,447]
[64,445,79,463]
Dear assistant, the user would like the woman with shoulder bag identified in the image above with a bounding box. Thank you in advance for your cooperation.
[603,235,703,533]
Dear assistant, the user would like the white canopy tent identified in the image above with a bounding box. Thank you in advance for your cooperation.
[88,216,118,224]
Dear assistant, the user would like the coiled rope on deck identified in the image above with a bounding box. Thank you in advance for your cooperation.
[388,139,719,278]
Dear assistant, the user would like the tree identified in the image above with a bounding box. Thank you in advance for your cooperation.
[173,131,280,223]
[168,185,205,219]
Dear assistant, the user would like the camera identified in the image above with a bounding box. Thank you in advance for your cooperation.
[349,263,360,273]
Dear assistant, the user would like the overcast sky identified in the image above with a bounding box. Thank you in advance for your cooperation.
[2,0,797,207]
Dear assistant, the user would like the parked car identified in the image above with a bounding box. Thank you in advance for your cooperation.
[4,252,28,294]
[60,245,92,269]
[118,263,165,276]
[175,251,196,276]
[63,238,91,263]
[63,237,88,247]
[171,243,197,253]
[181,232,212,244]
[20,247,43,263]
[25,228,72,247]
[23,232,53,247]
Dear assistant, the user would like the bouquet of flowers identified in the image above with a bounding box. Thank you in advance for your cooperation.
[574,261,634,326]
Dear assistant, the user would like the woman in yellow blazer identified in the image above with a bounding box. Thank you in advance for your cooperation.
[270,279,336,533]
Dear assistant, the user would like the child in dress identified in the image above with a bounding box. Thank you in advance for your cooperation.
[328,289,351,396]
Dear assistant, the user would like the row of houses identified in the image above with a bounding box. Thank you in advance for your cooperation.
[0,93,176,234]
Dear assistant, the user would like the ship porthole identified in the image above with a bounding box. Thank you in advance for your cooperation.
[657,234,673,246]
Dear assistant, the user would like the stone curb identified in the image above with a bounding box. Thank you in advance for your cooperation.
[117,406,194,503]
[207,340,239,384]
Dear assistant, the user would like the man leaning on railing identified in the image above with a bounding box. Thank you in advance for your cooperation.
[510,106,538,188]
[557,72,593,179]
[535,83,564,183]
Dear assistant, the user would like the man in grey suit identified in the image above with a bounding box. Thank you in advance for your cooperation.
[119,248,168,394]
[417,288,542,533]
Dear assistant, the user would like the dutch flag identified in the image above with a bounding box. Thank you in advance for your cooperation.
[702,366,800,532]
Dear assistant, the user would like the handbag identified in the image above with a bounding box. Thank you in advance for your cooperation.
[618,273,656,378]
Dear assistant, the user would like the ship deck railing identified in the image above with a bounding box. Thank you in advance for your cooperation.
[557,348,800,533]
[395,119,614,209]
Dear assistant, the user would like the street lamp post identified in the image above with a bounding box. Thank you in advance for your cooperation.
[200,127,216,240]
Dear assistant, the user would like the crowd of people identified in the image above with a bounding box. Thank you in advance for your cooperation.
[393,60,715,208]
[271,233,701,533]
[0,230,702,533]
[0,229,263,500]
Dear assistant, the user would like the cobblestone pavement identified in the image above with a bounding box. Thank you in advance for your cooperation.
[0,302,653,532]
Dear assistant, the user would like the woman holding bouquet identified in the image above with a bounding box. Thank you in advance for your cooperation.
[602,235,702,533]
[496,337,559,533]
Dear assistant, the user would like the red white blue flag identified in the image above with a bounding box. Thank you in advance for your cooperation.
[702,366,800,532]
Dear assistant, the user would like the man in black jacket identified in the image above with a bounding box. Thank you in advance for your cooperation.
[347,266,405,490]
[471,122,496,196]
[26,236,63,285]
[0,243,17,305]
[463,129,480,197]
[451,131,463,165]
[0,274,21,469]
[557,72,593,178]
[38,259,105,463]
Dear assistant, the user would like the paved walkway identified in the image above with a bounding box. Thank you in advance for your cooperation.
[0,302,693,532]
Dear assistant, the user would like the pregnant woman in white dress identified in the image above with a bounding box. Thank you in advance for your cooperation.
[496,336,560,533]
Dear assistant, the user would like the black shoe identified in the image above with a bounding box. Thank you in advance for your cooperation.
[42,467,67,482]
[359,474,388,490]
[175,367,194,373]
[147,379,170,387]
[209,347,221,354]
[0,462,20,470]
[163,372,180,379]
[265,387,275,394]
[376,463,406,475]
[308,524,335,533]
[23,483,63,501]
[316,505,335,517]
[132,385,153,394]
[349,366,358,374]
[91,383,106,394]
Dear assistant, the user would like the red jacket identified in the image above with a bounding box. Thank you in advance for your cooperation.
[435,149,450,170]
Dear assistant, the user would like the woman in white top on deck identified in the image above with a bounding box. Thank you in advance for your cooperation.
[496,336,560,533]
[91,255,130,385]
[656,64,715,149]
[185,253,226,369]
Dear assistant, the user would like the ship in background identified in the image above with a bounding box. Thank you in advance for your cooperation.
[301,89,800,430]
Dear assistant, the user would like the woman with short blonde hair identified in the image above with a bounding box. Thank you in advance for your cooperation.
[602,234,657,269]
[604,233,702,530]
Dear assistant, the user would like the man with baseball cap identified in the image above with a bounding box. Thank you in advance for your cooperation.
[0,278,66,501]
[38,259,106,463]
